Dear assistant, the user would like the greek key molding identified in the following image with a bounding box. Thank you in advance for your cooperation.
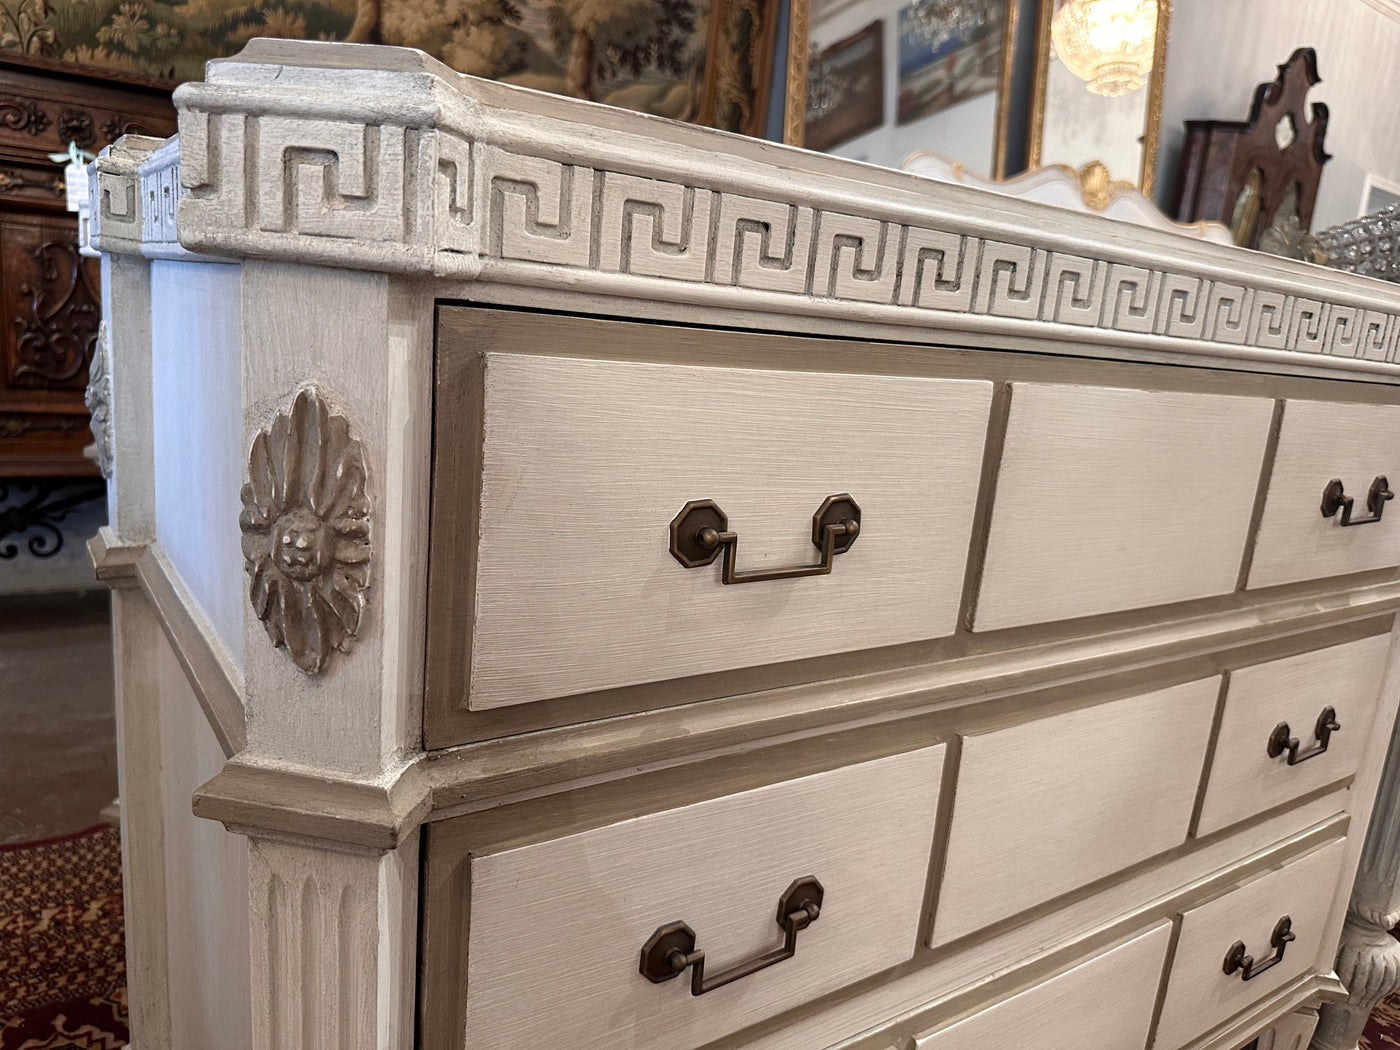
[112,40,1400,370]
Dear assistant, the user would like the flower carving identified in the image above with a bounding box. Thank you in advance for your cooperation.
[84,321,113,478]
[239,388,371,675]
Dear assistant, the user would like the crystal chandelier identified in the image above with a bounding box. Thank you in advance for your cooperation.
[1051,0,1158,98]
[908,0,994,50]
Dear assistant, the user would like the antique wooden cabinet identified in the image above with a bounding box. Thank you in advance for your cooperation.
[0,53,174,475]
[90,39,1400,1050]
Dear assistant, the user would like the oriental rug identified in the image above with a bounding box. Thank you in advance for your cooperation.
[1367,993,1400,1048]
[0,826,127,1050]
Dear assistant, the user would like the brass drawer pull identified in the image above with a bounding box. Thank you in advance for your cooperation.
[639,877,824,996]
[1223,916,1296,981]
[1321,475,1393,526]
[1267,706,1340,765]
[669,496,860,584]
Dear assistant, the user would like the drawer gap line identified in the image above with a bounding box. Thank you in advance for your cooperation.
[1188,671,1233,839]
[1236,398,1286,592]
[917,732,963,948]
[955,380,1012,634]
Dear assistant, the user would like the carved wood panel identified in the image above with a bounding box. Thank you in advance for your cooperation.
[1,212,99,390]
[0,52,174,476]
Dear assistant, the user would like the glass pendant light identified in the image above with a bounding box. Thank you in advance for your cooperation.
[1050,0,1158,98]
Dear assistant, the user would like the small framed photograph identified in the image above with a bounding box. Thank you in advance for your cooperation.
[896,0,1006,125]
[804,20,884,151]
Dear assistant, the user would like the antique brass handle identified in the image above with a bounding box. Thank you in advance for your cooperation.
[669,496,860,584]
[1321,476,1393,526]
[1267,706,1340,765]
[639,877,823,996]
[1223,916,1296,981]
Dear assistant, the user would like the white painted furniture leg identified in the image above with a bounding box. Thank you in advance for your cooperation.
[1312,716,1400,1050]
[246,833,419,1050]
[1257,1009,1319,1049]
[110,587,173,1049]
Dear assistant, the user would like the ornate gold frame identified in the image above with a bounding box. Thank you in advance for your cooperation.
[784,0,1022,180]
[1027,0,1171,197]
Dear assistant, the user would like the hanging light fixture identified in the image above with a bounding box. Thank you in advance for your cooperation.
[1051,0,1159,98]
[909,0,994,50]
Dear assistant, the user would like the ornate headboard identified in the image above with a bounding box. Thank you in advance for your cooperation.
[1173,47,1331,252]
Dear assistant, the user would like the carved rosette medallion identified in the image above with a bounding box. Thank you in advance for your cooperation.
[84,321,114,478]
[239,388,371,675]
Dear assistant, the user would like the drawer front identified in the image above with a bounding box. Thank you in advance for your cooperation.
[1249,400,1400,590]
[975,384,1272,630]
[1197,635,1391,837]
[461,746,945,1050]
[912,923,1171,1049]
[932,678,1217,946]
[1153,839,1348,1050]
[438,352,993,712]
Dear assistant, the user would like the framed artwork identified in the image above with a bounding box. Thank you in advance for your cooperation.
[804,19,883,151]
[786,0,1021,179]
[1027,0,1171,200]
[896,0,1005,125]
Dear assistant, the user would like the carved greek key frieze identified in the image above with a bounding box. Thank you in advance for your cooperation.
[239,388,371,676]
[157,54,1400,368]
[1042,254,1106,327]
[813,213,899,303]
[898,229,975,312]
[598,173,712,282]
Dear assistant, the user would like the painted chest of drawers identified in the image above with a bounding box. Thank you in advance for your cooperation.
[89,38,1400,1050]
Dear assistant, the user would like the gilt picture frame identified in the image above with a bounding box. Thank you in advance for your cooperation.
[785,0,1021,179]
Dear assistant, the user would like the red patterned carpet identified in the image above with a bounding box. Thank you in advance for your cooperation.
[1367,994,1400,1049]
[1,820,1399,1050]
[0,826,127,1050]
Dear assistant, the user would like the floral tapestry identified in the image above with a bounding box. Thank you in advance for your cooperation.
[0,0,358,81]
[0,0,776,135]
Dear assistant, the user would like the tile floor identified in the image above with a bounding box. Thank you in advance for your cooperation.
[0,591,118,845]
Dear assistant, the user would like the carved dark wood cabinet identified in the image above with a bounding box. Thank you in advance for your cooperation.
[0,54,174,475]
[1172,47,1330,253]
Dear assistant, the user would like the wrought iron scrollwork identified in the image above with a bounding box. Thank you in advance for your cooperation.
[0,479,104,559]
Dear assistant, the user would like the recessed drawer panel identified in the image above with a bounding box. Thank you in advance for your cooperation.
[912,923,1170,1050]
[975,384,1273,631]
[1197,635,1391,837]
[1248,400,1400,589]
[460,746,945,1050]
[931,678,1217,946]
[1154,839,1348,1050]
[432,352,993,714]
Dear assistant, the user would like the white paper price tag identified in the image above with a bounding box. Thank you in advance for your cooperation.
[64,159,88,213]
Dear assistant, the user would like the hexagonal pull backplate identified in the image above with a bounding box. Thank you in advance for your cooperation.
[639,921,697,984]
[668,495,860,584]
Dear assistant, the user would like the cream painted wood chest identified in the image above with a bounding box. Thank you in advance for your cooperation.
[88,38,1400,1050]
